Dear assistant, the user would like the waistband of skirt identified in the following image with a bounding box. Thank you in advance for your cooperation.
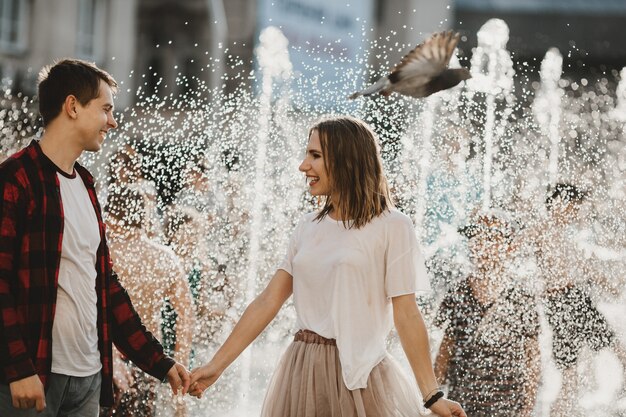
[294,329,336,346]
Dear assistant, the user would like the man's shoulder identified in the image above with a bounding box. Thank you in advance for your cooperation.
[0,143,38,183]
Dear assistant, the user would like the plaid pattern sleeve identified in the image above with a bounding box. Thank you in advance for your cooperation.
[108,269,175,380]
[0,170,37,382]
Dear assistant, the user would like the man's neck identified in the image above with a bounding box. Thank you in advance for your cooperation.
[38,130,83,174]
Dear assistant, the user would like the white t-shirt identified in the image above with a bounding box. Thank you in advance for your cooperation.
[279,209,430,389]
[51,170,102,376]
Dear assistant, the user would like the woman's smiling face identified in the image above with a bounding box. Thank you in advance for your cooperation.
[299,129,331,196]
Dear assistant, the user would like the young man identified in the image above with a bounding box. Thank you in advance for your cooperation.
[533,183,626,416]
[434,211,540,417]
[0,59,190,416]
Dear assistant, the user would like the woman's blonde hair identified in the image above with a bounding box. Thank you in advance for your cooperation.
[311,116,394,229]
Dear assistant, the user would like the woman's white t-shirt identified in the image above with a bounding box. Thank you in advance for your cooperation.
[279,209,430,390]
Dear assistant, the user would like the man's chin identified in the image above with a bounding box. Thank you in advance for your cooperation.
[84,144,103,153]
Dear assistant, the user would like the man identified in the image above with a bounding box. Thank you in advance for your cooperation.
[0,59,189,416]
[105,186,195,417]
[434,210,540,417]
[532,183,626,416]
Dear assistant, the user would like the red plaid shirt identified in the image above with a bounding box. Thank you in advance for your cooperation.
[0,140,174,406]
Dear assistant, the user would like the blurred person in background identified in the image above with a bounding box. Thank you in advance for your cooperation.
[528,183,626,416]
[434,210,540,417]
[105,186,195,417]
[108,143,165,242]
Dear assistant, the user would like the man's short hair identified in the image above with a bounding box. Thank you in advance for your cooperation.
[545,183,587,210]
[458,208,517,241]
[37,58,118,127]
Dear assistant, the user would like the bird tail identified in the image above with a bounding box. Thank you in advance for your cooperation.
[348,76,390,99]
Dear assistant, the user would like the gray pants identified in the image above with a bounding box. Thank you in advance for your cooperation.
[0,372,101,417]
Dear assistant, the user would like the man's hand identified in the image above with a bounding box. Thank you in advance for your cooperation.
[9,375,46,411]
[166,362,191,396]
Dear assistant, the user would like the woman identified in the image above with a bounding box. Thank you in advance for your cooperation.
[189,116,466,417]
[434,211,540,417]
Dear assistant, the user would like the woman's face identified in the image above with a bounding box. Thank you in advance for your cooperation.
[299,129,331,196]
[111,151,139,183]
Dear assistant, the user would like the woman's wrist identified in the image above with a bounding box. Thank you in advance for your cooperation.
[423,390,445,409]
[422,386,442,402]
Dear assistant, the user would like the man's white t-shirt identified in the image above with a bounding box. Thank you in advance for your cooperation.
[51,170,102,376]
[279,209,430,390]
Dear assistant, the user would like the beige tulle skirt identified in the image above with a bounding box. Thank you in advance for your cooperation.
[260,330,426,417]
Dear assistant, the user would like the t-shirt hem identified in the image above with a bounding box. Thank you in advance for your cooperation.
[343,353,388,391]
[50,364,102,377]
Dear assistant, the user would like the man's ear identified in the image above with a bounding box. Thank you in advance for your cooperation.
[63,95,79,120]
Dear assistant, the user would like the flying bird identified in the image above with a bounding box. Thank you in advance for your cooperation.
[348,31,471,100]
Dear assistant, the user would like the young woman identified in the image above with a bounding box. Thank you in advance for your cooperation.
[189,116,466,417]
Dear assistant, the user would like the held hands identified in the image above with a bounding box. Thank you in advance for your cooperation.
[430,398,467,417]
[9,374,46,411]
[166,362,191,397]
[188,363,222,398]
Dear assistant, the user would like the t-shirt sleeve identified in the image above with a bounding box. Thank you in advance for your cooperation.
[277,216,305,275]
[384,215,430,298]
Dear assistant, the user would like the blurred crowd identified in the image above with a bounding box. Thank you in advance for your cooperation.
[30,139,625,417]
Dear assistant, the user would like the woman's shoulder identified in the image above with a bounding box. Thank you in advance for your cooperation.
[302,211,318,222]
[378,208,415,229]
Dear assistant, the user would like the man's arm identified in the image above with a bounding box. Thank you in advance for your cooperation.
[108,271,177,379]
[0,175,46,411]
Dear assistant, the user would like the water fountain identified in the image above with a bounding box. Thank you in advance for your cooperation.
[534,48,564,187]
[1,15,625,417]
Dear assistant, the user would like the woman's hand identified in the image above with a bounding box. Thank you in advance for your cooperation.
[188,363,222,398]
[429,398,467,417]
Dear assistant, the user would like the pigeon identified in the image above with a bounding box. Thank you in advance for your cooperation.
[348,31,471,100]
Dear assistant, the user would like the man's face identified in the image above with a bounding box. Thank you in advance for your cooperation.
[468,217,512,268]
[75,80,118,152]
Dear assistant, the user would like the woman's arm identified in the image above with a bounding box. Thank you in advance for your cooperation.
[392,294,466,417]
[188,268,293,397]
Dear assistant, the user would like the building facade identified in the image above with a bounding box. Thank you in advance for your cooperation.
[0,0,137,107]
[0,0,453,109]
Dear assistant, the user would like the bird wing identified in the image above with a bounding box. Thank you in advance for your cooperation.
[388,31,460,86]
